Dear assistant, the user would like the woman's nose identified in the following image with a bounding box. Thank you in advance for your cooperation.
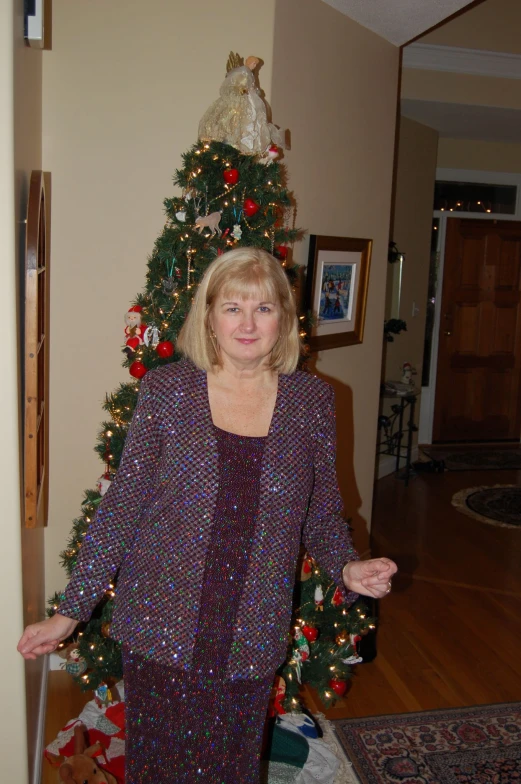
[240,312,255,331]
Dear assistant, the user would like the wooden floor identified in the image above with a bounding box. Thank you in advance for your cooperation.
[309,466,521,719]
[42,467,521,781]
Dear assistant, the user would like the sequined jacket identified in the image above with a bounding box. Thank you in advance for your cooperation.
[59,359,359,679]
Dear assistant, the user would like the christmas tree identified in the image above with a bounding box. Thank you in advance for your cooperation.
[50,53,373,708]
[277,553,374,712]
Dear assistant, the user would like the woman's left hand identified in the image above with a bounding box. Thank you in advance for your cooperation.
[343,558,398,599]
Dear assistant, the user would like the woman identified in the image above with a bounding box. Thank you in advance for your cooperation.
[18,248,397,783]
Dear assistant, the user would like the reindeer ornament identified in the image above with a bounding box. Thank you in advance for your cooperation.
[194,210,223,236]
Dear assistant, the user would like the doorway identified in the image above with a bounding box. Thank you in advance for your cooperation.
[433,217,521,442]
[419,168,521,445]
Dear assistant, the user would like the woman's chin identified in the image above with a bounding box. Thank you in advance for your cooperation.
[222,347,272,369]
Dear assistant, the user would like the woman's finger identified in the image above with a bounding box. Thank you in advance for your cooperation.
[366,558,398,576]
[361,574,390,589]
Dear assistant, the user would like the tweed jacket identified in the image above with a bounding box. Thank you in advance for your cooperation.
[59,359,359,679]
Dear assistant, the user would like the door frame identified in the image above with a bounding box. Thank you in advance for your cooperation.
[419,167,521,444]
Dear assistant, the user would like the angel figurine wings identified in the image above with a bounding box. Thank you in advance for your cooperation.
[198,52,285,156]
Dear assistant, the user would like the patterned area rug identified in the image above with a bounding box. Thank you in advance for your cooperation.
[333,702,521,783]
[452,484,521,528]
[421,448,521,471]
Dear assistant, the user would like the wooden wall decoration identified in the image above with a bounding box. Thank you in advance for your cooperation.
[24,171,51,528]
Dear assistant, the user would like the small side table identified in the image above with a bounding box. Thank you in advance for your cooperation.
[378,389,420,486]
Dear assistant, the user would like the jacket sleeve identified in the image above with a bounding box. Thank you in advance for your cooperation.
[302,382,359,605]
[58,371,161,621]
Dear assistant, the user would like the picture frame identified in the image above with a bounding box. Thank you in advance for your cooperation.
[304,234,372,351]
[24,170,51,528]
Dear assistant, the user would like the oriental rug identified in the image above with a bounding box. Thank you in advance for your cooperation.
[451,484,521,528]
[332,702,521,783]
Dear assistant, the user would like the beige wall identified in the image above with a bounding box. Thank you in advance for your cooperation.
[44,0,400,588]
[43,0,277,595]
[438,137,521,173]
[382,117,439,443]
[401,68,521,111]
[271,0,400,553]
[419,0,521,54]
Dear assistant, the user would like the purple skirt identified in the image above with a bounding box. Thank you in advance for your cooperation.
[124,428,274,783]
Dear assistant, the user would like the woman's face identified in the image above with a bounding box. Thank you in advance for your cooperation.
[209,292,281,370]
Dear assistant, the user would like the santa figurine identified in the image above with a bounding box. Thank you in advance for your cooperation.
[342,633,364,665]
[96,472,112,497]
[124,305,147,356]
[314,585,324,612]
[269,675,287,717]
[401,362,416,386]
[260,144,280,165]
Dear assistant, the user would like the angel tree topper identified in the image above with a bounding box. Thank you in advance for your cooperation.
[198,52,284,155]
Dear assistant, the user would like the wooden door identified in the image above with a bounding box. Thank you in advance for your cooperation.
[433,218,521,442]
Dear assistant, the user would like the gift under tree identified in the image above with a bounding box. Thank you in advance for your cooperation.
[50,52,372,709]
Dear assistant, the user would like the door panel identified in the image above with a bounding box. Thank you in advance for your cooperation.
[433,218,521,442]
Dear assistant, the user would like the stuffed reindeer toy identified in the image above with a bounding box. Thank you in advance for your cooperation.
[59,723,118,784]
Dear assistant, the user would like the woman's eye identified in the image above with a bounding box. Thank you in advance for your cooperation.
[259,306,271,313]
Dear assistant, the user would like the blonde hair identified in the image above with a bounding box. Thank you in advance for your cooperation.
[177,247,300,374]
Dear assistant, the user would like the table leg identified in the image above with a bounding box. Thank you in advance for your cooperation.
[404,397,416,486]
[396,399,405,473]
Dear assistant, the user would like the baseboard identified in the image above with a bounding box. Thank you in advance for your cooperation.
[33,656,49,784]
[377,447,419,479]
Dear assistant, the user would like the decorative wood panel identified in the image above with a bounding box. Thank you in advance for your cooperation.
[493,307,517,354]
[24,171,50,528]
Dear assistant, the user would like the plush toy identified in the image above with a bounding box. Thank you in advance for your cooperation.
[64,647,88,678]
[124,305,147,355]
[59,724,118,784]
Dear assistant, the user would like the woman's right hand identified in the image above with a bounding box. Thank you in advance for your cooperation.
[17,613,79,660]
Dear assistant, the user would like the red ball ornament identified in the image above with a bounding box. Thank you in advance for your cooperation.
[129,361,147,379]
[329,678,347,697]
[275,245,288,260]
[223,168,239,185]
[156,340,174,358]
[301,625,319,643]
[243,197,260,217]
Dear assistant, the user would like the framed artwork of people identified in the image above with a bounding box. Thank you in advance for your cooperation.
[305,235,372,351]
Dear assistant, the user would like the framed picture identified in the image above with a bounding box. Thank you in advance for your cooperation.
[304,234,372,351]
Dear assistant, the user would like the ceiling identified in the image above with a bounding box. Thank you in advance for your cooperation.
[321,0,476,46]
[325,0,521,144]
